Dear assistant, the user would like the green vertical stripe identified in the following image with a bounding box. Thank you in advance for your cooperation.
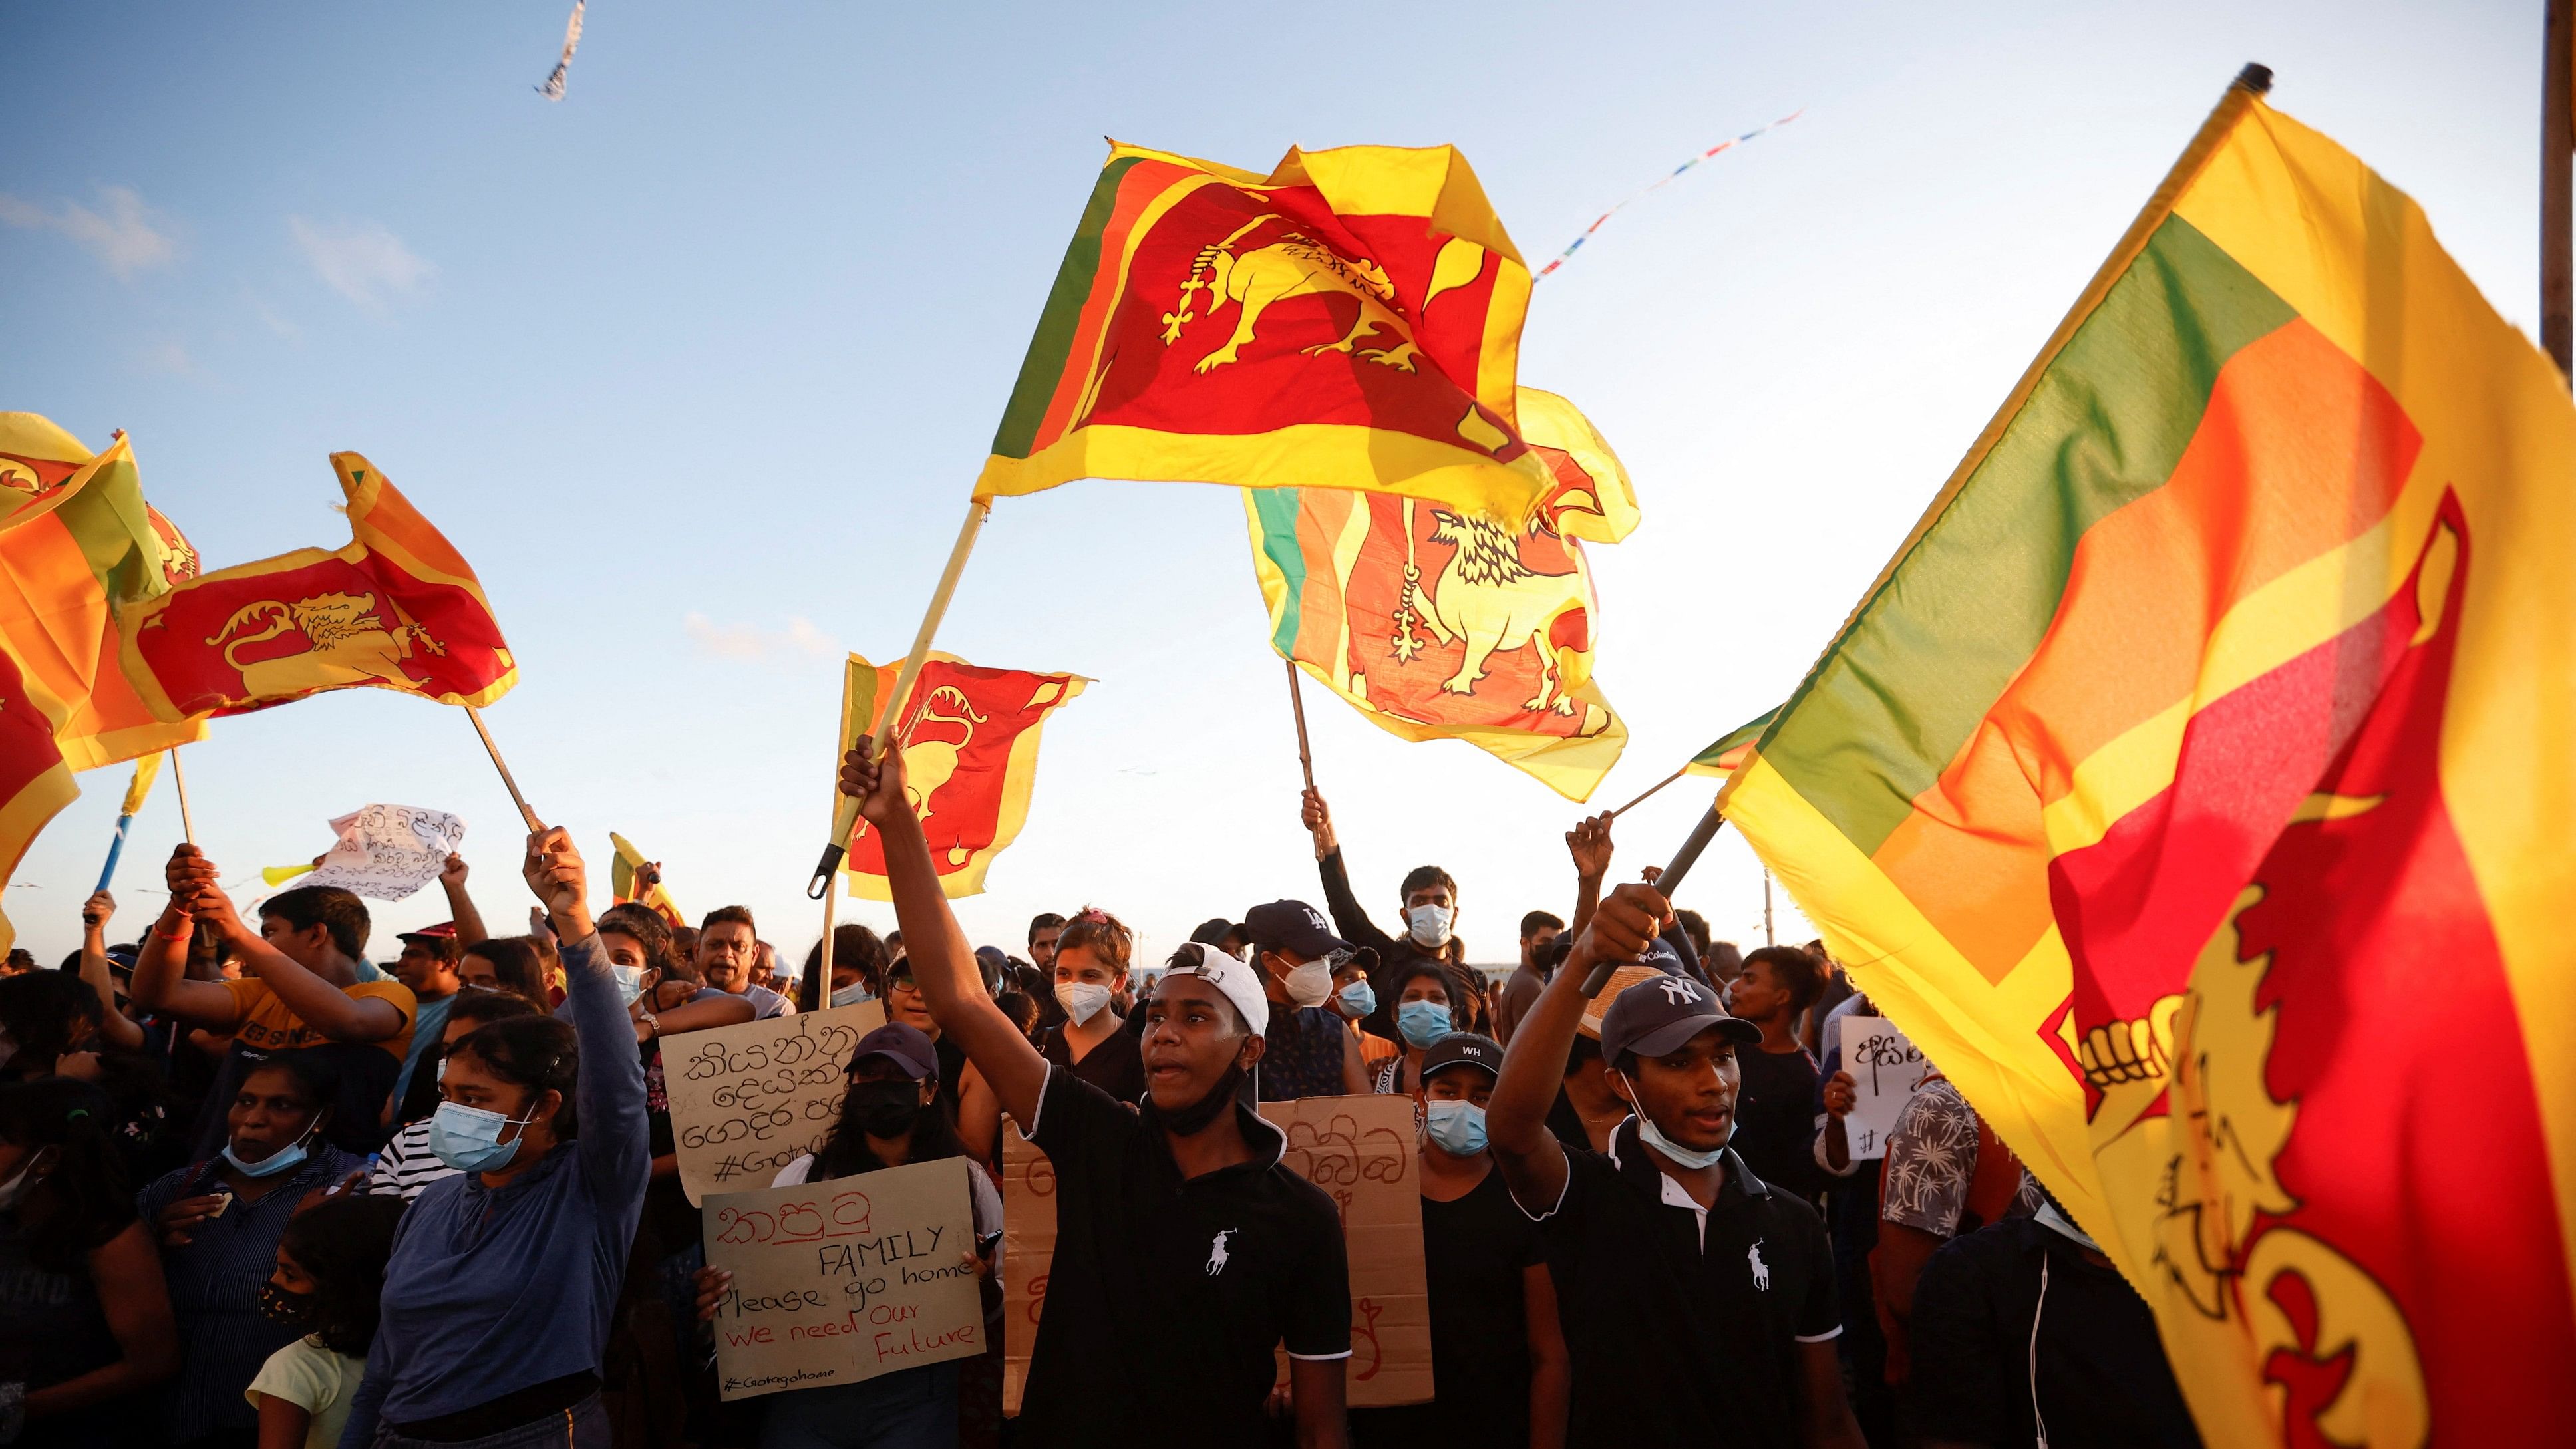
[59,456,164,603]
[1764,215,2297,853]
[1249,487,1307,657]
[989,156,1145,460]
[1692,706,1779,768]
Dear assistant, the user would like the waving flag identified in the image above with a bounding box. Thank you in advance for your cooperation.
[1683,707,1778,782]
[1716,74,2576,1447]
[978,141,1560,524]
[610,831,686,928]
[838,652,1088,900]
[1242,388,1633,800]
[0,646,77,956]
[118,452,516,720]
[0,418,206,770]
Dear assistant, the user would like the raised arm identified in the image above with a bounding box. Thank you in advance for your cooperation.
[124,848,245,1029]
[1306,790,1398,958]
[842,740,1048,1126]
[439,854,490,949]
[170,856,402,1043]
[523,828,649,1192]
[1488,881,1666,1216]
[77,891,146,1052]
[1565,812,1613,939]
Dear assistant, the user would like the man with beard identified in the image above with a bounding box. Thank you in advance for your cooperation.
[842,739,1351,1448]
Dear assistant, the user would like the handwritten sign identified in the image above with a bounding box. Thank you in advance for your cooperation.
[1263,1094,1432,1408]
[701,1156,983,1400]
[300,804,466,901]
[665,1001,886,1205]
[1838,1015,1932,1160]
[999,1119,1054,1414]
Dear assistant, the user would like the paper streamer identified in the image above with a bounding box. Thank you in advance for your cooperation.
[1534,110,1804,281]
[538,0,584,101]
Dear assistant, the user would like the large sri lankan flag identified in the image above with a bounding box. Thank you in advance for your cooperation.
[1716,74,2576,1446]
[1244,388,1635,801]
[837,651,1086,901]
[118,453,516,719]
[976,141,1557,524]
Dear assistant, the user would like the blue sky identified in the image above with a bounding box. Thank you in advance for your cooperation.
[0,1,2540,970]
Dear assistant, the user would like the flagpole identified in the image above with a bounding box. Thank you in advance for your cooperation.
[1284,660,1316,793]
[814,885,838,1013]
[811,500,991,899]
[2545,0,2573,378]
[1764,869,1776,947]
[168,748,195,845]
[96,814,135,892]
[1579,804,1726,996]
[464,704,545,832]
[1609,763,1687,818]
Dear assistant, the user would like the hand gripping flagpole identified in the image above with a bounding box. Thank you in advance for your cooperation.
[1579,804,1727,997]
[810,500,991,899]
[1284,659,1316,792]
[168,747,196,846]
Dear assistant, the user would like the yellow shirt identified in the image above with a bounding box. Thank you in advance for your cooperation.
[222,976,416,1061]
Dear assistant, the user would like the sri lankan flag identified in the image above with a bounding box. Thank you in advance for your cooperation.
[609,832,686,929]
[0,645,77,957]
[1684,707,1777,783]
[118,453,516,719]
[1716,73,2576,1446]
[977,141,1559,524]
[838,651,1087,900]
[1245,388,1633,800]
[0,416,207,770]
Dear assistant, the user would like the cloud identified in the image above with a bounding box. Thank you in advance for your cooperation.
[0,184,178,277]
[249,297,301,339]
[683,613,840,663]
[289,216,434,307]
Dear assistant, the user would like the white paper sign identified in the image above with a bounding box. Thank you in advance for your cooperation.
[1838,1015,1933,1160]
[299,804,468,901]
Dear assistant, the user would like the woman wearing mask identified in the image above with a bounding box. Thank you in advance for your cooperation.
[137,1054,362,1448]
[339,827,649,1449]
[454,938,550,1009]
[1327,949,1397,1076]
[693,1023,1001,1449]
[959,909,1141,1160]
[796,923,887,1014]
[0,1079,178,1448]
[247,1192,404,1449]
[1371,959,1467,1096]
[373,992,544,1200]
[1351,1034,1568,1449]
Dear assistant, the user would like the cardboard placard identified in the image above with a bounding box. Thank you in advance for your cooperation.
[664,1001,887,1204]
[701,1156,983,1400]
[1838,1015,1933,1160]
[1263,1094,1432,1408]
[998,1118,1053,1415]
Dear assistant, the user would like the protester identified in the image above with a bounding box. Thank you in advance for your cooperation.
[74,890,146,1054]
[1726,945,1830,1202]
[0,971,184,1188]
[1025,913,1064,974]
[844,739,1352,1447]
[1488,881,1864,1448]
[866,953,974,1120]
[131,854,417,1156]
[1351,1032,1568,1449]
[1370,957,1469,1096]
[0,1078,178,1447]
[1243,900,1369,1100]
[373,991,545,1200]
[339,826,649,1448]
[138,1052,365,1448]
[802,923,889,1013]
[1301,786,1469,1034]
[1907,1189,2201,1448]
[1539,963,1653,1154]
[1806,1001,1893,1445]
[1800,941,1855,1058]
[961,907,1141,1160]
[456,937,552,1009]
[692,1022,1002,1448]
[1490,910,1563,1045]
[249,1192,404,1449]
[1327,947,1396,1072]
[385,922,463,1114]
[695,907,792,1018]
[1874,1071,2041,1390]
[1671,909,1712,969]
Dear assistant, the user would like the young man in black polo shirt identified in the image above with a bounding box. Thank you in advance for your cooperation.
[1488,882,1866,1449]
[844,739,1353,1448]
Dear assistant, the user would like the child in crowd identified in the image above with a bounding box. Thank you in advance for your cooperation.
[246,1192,404,1449]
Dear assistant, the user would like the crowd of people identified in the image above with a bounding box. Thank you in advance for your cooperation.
[0,743,2201,1449]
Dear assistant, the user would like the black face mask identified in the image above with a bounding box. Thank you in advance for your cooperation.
[1148,1058,1245,1138]
[847,1080,925,1139]
[258,1280,315,1327]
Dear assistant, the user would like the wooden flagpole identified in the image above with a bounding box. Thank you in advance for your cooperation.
[167,747,195,845]
[465,705,544,831]
[811,500,991,898]
[1284,660,1315,792]
[1609,763,1687,818]
[2546,0,2573,379]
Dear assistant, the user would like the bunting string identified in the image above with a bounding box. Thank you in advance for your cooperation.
[1533,110,1804,281]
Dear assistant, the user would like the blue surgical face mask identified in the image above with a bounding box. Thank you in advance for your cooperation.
[224,1120,319,1180]
[1337,979,1376,1019]
[1617,1070,1731,1169]
[829,979,874,1009]
[1405,904,1454,950]
[608,965,645,1006]
[1422,1098,1488,1156]
[428,1099,536,1173]
[1396,999,1452,1049]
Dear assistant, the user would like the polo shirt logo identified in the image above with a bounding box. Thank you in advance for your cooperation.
[1206,1228,1237,1277]
[1748,1239,1770,1291]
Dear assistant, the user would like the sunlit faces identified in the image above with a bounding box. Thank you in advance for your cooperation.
[456,949,502,993]
[1028,924,1062,971]
[393,939,455,996]
[228,1064,325,1164]
[1521,925,1561,972]
[1611,1027,1741,1156]
[599,932,654,977]
[1422,1065,1493,1109]
[257,915,334,971]
[1397,973,1452,1012]
[1140,973,1262,1110]
[1727,959,1788,1025]
[1403,882,1455,913]
[440,1045,559,1150]
[880,967,934,1033]
[1052,943,1118,990]
[697,919,757,993]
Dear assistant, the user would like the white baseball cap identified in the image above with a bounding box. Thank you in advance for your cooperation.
[1160,941,1269,1037]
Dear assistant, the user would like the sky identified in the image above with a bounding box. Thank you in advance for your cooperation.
[0,0,2544,973]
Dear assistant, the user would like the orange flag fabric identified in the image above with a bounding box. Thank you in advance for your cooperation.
[118,452,516,719]
[837,651,1087,901]
[0,645,78,956]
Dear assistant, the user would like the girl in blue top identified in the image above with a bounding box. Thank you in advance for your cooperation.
[339,828,648,1449]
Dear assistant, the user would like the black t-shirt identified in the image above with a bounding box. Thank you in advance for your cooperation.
[1732,1043,1824,1203]
[1020,1066,1351,1447]
[1041,1019,1146,1104]
[1907,1216,2200,1448]
[1527,1119,1840,1448]
[1353,1168,1547,1449]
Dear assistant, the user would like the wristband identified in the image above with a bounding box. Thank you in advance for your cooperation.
[154,918,194,941]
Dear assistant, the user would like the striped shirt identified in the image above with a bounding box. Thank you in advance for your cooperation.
[367,1118,460,1202]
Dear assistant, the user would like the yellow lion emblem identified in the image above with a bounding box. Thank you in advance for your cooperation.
[1399,510,1587,713]
[1162,214,1422,375]
[206,591,445,699]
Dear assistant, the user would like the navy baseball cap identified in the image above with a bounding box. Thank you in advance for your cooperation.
[1420,1032,1503,1083]
[1599,972,1758,1062]
[1243,900,1348,960]
[847,1022,939,1081]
